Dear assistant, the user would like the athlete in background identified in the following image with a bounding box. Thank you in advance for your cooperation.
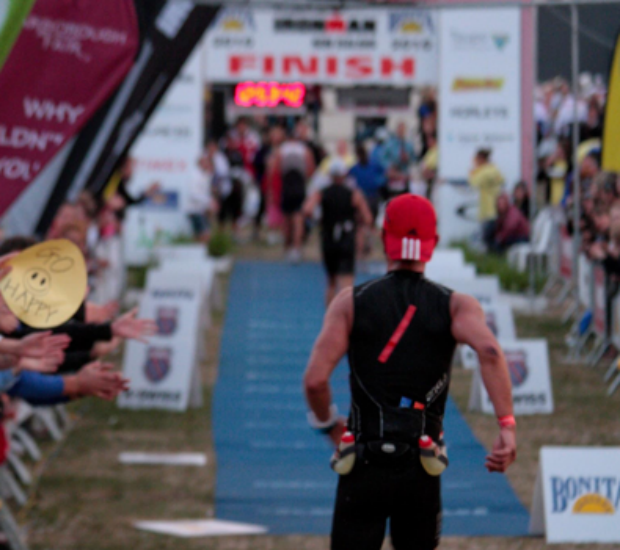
[304,194,516,550]
[303,160,372,306]
[269,130,315,263]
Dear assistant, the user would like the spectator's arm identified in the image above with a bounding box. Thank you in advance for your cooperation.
[7,371,67,406]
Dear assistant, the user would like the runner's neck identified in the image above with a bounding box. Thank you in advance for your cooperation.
[387,260,425,273]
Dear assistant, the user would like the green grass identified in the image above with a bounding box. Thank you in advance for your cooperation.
[452,241,547,293]
[207,231,235,258]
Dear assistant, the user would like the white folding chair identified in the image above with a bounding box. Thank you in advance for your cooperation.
[507,209,554,273]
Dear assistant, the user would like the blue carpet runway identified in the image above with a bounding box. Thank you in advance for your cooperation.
[214,261,530,536]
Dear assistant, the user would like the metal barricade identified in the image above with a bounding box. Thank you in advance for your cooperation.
[554,226,580,324]
[585,262,611,367]
[606,290,620,394]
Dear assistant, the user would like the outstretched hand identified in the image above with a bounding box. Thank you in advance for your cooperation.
[112,308,157,343]
[87,301,119,323]
[16,331,71,360]
[77,362,130,401]
[485,427,517,473]
[18,353,63,374]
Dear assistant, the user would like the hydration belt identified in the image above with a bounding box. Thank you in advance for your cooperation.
[348,370,449,450]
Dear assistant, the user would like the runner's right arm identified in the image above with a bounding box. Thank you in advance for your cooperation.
[304,288,353,446]
[450,292,517,473]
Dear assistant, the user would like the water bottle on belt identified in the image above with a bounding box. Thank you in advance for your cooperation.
[418,432,449,476]
[330,431,356,475]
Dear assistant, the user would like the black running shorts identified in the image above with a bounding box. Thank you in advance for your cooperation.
[331,457,441,550]
[322,243,355,276]
[281,169,306,215]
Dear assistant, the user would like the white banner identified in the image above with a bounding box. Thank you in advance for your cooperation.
[435,182,480,247]
[118,273,203,412]
[438,7,521,187]
[469,339,554,415]
[530,447,620,543]
[123,41,204,266]
[204,7,438,85]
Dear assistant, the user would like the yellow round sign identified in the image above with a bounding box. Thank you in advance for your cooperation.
[572,494,615,514]
[0,239,87,328]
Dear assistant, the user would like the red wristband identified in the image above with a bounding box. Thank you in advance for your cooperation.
[498,415,516,428]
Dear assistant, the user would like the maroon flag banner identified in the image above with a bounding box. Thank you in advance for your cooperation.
[0,0,139,214]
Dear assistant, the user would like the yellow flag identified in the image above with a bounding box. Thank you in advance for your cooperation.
[0,239,87,328]
[602,34,620,172]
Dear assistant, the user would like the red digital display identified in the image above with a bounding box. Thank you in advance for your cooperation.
[234,81,306,108]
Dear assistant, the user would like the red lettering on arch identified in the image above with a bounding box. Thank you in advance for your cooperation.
[263,56,275,76]
[381,57,415,78]
[326,56,338,77]
[229,55,256,75]
[283,56,319,76]
[345,56,373,79]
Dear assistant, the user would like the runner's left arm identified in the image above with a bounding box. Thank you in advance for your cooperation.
[450,292,517,473]
[304,288,353,445]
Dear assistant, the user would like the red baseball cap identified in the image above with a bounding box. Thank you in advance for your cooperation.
[382,194,438,262]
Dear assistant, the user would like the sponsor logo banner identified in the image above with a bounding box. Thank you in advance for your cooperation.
[530,447,620,543]
[0,0,138,215]
[451,78,504,92]
[119,272,204,412]
[439,7,521,186]
[204,7,438,85]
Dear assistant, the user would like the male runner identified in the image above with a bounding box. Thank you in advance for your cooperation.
[303,161,372,306]
[269,129,315,263]
[303,194,516,550]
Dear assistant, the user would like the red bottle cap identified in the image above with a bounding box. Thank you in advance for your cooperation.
[418,435,433,449]
[341,432,355,444]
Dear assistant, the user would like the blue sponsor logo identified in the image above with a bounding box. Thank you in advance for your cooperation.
[506,350,528,388]
[145,347,172,383]
[551,476,620,514]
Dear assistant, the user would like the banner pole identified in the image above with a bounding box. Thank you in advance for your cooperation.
[529,3,539,299]
[570,3,581,299]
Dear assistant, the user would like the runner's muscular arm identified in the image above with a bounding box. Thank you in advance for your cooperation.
[352,189,373,228]
[450,292,517,472]
[450,293,513,416]
[304,288,353,443]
